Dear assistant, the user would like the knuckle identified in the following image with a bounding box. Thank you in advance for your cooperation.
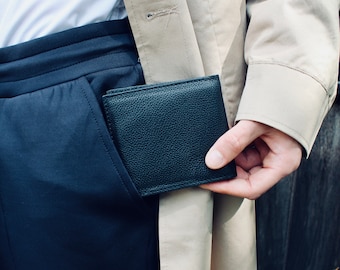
[246,192,262,200]
[243,186,262,200]
[291,158,301,171]
[223,132,244,155]
[286,151,302,172]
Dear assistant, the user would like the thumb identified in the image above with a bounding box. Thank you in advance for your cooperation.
[205,120,266,169]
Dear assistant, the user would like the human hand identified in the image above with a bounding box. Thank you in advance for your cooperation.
[201,120,302,200]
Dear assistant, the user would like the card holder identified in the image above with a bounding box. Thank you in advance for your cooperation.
[102,75,236,197]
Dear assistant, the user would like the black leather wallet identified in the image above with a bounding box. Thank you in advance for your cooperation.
[102,75,236,197]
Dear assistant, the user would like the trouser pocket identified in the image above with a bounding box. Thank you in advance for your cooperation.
[0,75,158,270]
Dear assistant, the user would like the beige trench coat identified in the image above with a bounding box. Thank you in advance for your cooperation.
[124,0,339,269]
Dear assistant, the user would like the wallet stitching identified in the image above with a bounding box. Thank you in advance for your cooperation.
[141,174,236,196]
[105,75,218,97]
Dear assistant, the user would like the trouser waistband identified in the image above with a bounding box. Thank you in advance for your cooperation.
[0,18,138,97]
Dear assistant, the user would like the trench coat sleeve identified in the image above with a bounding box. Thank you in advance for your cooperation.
[236,0,339,155]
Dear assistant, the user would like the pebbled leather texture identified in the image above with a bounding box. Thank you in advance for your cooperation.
[103,75,236,196]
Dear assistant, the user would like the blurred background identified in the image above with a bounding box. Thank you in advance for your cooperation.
[256,69,340,270]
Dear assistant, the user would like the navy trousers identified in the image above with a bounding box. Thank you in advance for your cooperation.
[0,19,159,270]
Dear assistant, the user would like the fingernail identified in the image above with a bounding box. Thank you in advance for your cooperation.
[206,150,224,168]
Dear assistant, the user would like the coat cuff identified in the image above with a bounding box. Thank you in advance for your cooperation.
[235,63,335,156]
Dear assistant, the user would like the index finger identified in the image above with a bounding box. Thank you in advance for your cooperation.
[201,165,284,200]
[205,120,266,169]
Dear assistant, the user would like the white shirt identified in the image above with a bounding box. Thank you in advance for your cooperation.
[0,0,127,47]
